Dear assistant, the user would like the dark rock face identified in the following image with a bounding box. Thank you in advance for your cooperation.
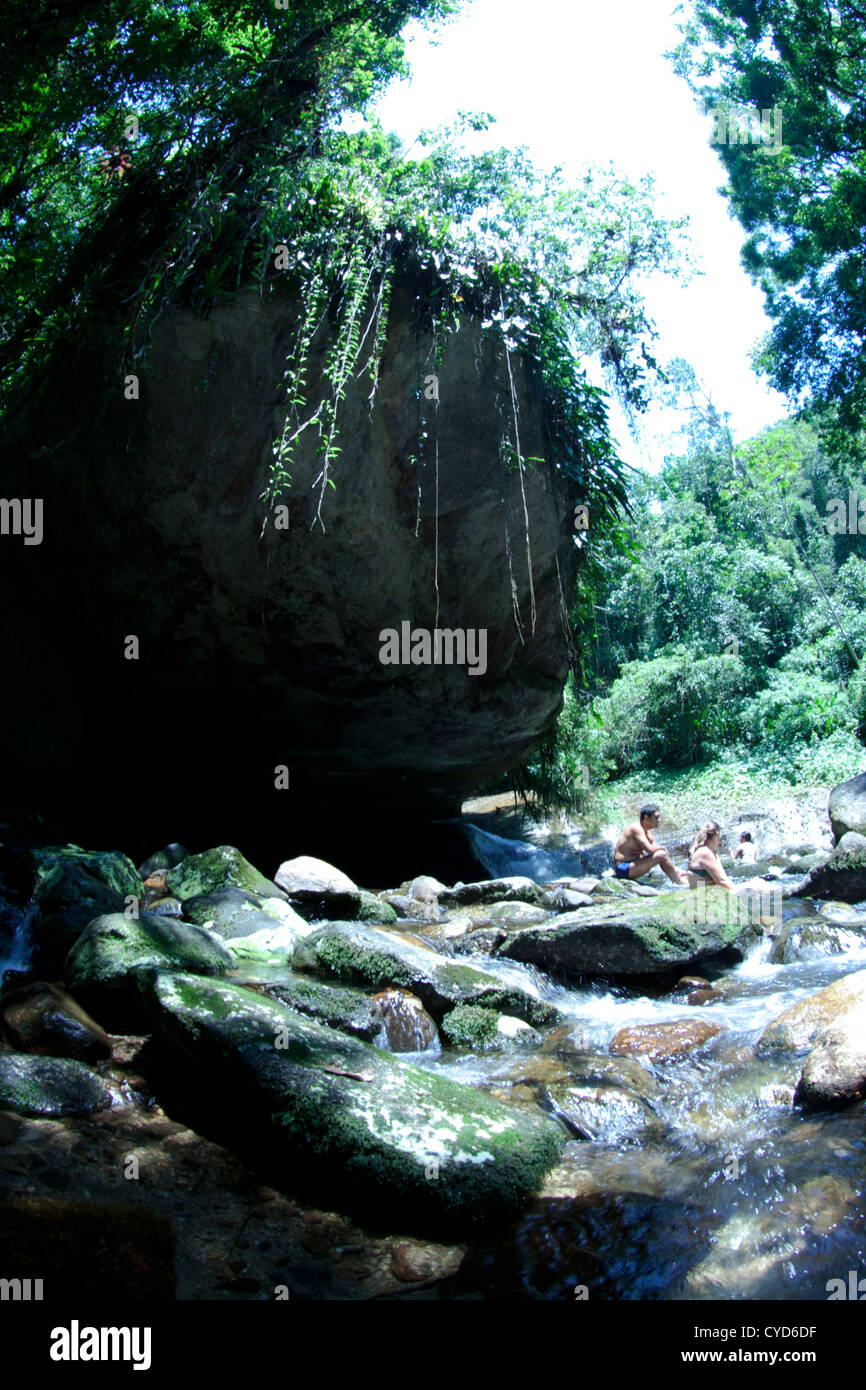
[0,278,576,881]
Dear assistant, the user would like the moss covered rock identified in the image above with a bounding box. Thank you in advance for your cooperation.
[165,846,286,903]
[441,1004,501,1050]
[356,891,399,925]
[292,921,558,1025]
[29,846,144,969]
[64,911,233,1030]
[139,971,566,1229]
[260,974,383,1041]
[438,877,543,909]
[0,1052,114,1116]
[500,889,762,977]
[768,916,865,964]
[181,886,309,942]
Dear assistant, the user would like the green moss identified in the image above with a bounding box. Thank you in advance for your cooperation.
[356,891,398,925]
[165,845,283,902]
[441,1004,500,1049]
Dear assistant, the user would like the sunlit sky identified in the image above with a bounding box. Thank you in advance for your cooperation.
[369,0,789,473]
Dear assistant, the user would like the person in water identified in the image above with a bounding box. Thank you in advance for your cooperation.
[687,821,735,890]
[613,805,687,885]
[733,830,758,864]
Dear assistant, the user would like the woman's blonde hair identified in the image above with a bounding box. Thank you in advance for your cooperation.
[690,821,721,857]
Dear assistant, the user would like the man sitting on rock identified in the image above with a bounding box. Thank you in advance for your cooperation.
[613,805,687,885]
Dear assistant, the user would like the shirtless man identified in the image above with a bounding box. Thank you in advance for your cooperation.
[613,804,687,885]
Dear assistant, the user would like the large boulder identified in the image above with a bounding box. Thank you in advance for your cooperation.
[273,855,361,921]
[794,1003,866,1108]
[292,921,557,1025]
[180,886,309,942]
[499,889,762,978]
[0,277,576,884]
[828,770,866,842]
[29,847,144,969]
[0,1052,114,1116]
[64,911,233,1029]
[138,971,566,1228]
[790,831,866,903]
[757,969,866,1055]
[768,915,865,965]
[165,846,286,903]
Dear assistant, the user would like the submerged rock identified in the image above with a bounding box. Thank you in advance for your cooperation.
[768,915,864,964]
[500,889,760,978]
[0,1052,114,1116]
[453,928,507,958]
[757,968,866,1055]
[292,921,557,1025]
[790,831,866,903]
[166,846,286,903]
[609,1018,724,1062]
[64,911,233,1029]
[0,982,111,1062]
[540,1082,661,1144]
[139,971,566,1228]
[794,1003,866,1108]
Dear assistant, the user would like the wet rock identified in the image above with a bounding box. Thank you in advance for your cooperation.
[166,845,287,903]
[757,968,866,1055]
[138,843,189,877]
[380,894,440,923]
[540,1082,662,1143]
[29,846,144,969]
[609,1018,724,1062]
[0,1052,114,1116]
[686,989,722,1006]
[542,889,594,911]
[438,877,543,909]
[0,982,111,1062]
[480,900,549,926]
[829,769,866,842]
[371,989,438,1052]
[144,895,184,918]
[453,928,507,958]
[538,1022,592,1056]
[818,900,866,925]
[182,886,309,942]
[292,921,558,1025]
[408,876,446,904]
[357,891,399,925]
[260,974,383,1041]
[64,911,233,1030]
[273,855,360,920]
[500,889,760,978]
[676,976,710,990]
[768,915,864,964]
[139,970,566,1229]
[791,831,866,903]
[544,877,601,896]
[794,1003,866,1108]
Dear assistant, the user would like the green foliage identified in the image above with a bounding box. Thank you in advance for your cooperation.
[742,670,856,753]
[669,0,866,437]
[595,651,748,773]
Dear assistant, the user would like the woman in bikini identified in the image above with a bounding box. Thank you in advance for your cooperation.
[687,821,734,891]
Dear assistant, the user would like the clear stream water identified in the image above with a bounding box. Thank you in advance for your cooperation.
[1,810,864,1300]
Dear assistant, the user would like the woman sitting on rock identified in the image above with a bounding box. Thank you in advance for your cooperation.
[687,822,734,891]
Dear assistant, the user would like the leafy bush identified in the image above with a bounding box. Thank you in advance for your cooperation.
[742,670,856,753]
[595,651,747,772]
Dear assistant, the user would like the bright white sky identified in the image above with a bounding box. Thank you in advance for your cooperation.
[370,0,789,472]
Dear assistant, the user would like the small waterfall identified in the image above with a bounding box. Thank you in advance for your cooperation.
[464,823,615,881]
[0,898,37,981]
